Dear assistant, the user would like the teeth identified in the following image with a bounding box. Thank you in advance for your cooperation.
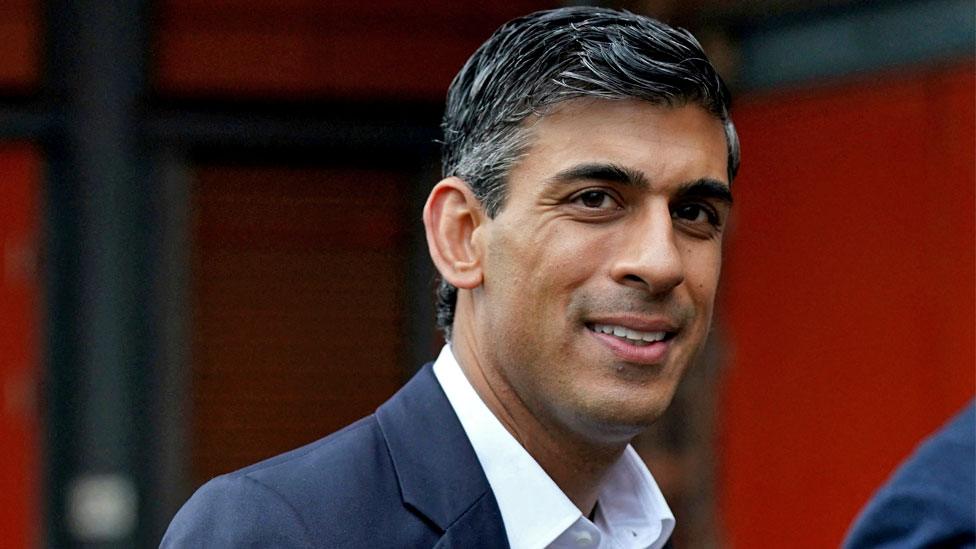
[592,323,667,344]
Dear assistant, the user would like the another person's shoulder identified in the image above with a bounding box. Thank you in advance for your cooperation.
[844,401,975,549]
[161,413,429,548]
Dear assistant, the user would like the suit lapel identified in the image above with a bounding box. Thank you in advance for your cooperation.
[432,490,508,549]
[375,364,508,547]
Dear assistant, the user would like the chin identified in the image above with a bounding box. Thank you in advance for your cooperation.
[570,393,675,445]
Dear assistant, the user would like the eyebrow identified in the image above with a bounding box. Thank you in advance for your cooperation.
[676,178,734,205]
[548,162,733,204]
[548,163,649,188]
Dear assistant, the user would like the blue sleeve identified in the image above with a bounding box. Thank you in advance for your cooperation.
[160,474,314,548]
[843,403,976,549]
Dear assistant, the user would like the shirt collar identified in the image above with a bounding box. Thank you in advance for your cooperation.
[432,345,674,549]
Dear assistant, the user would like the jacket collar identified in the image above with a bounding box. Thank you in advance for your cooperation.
[375,363,506,545]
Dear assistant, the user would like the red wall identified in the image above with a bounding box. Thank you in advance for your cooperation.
[0,0,38,91]
[718,63,975,547]
[155,0,553,100]
[189,167,411,485]
[0,146,40,549]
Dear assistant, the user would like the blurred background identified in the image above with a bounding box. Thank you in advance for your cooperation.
[0,0,972,547]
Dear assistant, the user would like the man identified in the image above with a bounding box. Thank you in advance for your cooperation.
[162,7,739,548]
[843,401,976,548]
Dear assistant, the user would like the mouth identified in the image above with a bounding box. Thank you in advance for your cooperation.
[584,320,678,365]
[585,323,677,347]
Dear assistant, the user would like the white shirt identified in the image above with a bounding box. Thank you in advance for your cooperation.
[432,345,675,549]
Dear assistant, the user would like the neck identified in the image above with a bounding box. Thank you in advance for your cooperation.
[517,420,625,515]
[449,330,628,516]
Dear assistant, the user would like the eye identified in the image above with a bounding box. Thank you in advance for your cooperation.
[573,190,619,210]
[672,203,717,225]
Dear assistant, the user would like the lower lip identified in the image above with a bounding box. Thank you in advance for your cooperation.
[588,329,671,365]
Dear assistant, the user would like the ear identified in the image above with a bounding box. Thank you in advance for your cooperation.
[423,177,487,290]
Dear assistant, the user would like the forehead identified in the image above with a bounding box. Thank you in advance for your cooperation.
[512,99,729,189]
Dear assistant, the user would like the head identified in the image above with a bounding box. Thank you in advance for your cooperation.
[436,7,740,337]
[424,7,739,443]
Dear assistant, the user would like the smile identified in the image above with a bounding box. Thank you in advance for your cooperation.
[587,323,673,347]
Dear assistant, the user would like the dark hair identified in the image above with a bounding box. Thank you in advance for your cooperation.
[436,6,740,338]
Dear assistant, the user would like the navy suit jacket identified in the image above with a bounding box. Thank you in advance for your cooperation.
[843,400,976,549]
[161,364,508,548]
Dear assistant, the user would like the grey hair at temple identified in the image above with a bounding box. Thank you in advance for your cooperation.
[436,6,741,338]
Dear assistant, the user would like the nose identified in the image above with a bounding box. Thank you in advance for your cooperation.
[609,204,685,296]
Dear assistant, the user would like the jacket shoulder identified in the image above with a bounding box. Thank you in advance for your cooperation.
[161,471,314,548]
[162,415,438,547]
[843,402,976,548]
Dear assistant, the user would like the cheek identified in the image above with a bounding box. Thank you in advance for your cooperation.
[484,227,527,279]
[498,225,597,285]
[680,244,723,310]
[546,224,611,272]
[482,232,550,325]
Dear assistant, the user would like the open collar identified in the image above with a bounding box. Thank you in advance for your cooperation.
[433,345,675,549]
[375,363,508,548]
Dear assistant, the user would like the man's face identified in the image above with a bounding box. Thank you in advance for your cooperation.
[471,99,731,443]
